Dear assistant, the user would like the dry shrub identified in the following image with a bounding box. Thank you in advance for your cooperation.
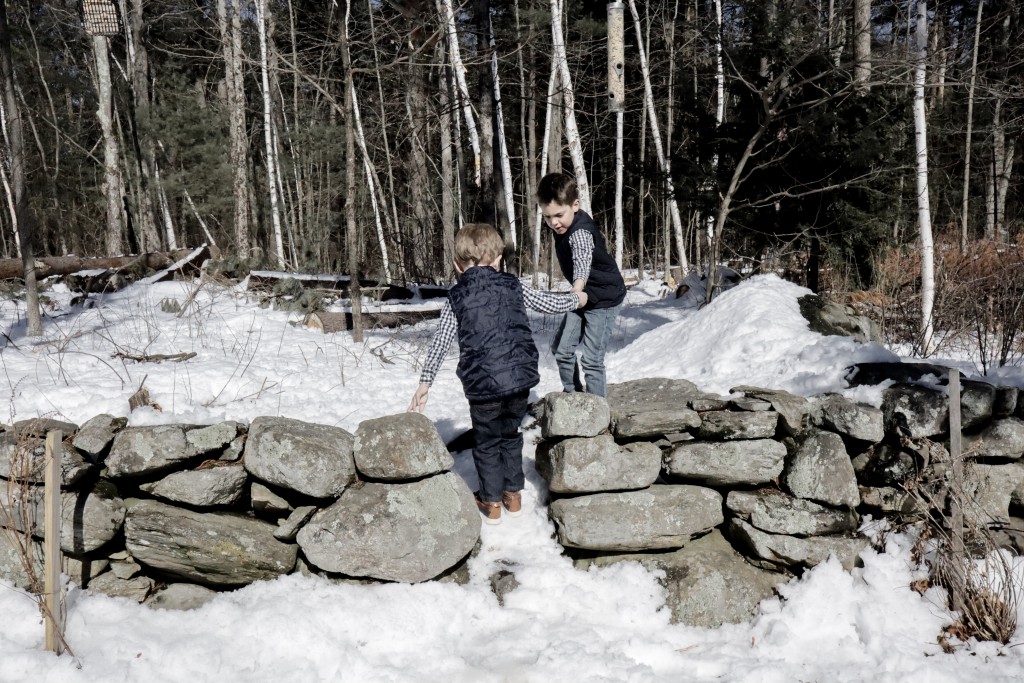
[0,430,75,656]
[903,438,1022,647]
[869,235,1024,364]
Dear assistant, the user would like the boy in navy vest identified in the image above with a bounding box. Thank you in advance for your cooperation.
[538,172,627,397]
[409,224,587,524]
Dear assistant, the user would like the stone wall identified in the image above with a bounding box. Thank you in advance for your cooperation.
[535,373,1024,627]
[1,368,1022,622]
[0,412,480,609]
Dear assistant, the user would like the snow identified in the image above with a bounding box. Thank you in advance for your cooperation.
[2,273,1023,682]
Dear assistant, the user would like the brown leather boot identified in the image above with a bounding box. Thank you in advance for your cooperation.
[474,494,501,525]
[502,490,522,517]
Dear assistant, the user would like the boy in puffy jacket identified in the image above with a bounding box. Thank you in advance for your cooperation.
[409,224,586,524]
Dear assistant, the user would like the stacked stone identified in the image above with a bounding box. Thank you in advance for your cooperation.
[864,375,1024,542]
[537,379,878,627]
[0,412,479,610]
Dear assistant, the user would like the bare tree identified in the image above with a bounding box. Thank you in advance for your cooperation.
[0,0,40,335]
[914,0,936,352]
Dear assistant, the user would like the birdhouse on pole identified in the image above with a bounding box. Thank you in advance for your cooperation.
[607,1,625,113]
[82,0,121,37]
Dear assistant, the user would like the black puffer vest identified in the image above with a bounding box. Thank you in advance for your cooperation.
[448,266,540,402]
[554,210,626,309]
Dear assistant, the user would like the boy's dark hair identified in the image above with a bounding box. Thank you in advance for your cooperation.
[537,172,578,206]
[454,223,504,266]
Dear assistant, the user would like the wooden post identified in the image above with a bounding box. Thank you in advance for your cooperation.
[948,369,964,614]
[43,431,63,654]
[607,1,625,112]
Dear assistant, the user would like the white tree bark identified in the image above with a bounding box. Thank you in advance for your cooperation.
[0,98,19,254]
[913,0,935,353]
[439,0,481,187]
[708,0,724,246]
[533,64,558,284]
[491,19,517,249]
[550,0,591,212]
[627,0,687,271]
[960,0,983,248]
[255,0,286,269]
[351,82,391,280]
[614,110,624,270]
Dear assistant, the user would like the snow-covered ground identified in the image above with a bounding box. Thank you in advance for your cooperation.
[1,273,1023,682]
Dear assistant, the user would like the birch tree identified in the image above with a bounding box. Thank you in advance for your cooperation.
[913,0,935,352]
[255,0,287,269]
[627,0,687,272]
[439,0,481,187]
[550,0,591,212]
[90,33,126,255]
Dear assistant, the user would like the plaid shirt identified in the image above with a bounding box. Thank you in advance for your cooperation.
[569,229,594,285]
[418,286,581,386]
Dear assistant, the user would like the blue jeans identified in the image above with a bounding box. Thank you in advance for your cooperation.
[468,391,529,502]
[551,304,622,397]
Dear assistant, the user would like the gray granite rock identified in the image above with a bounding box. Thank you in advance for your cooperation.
[536,435,660,494]
[811,394,884,443]
[540,392,611,438]
[665,439,787,486]
[606,378,703,438]
[783,430,859,508]
[726,489,859,537]
[549,485,723,551]
[73,414,127,460]
[963,418,1024,460]
[297,472,479,583]
[730,386,811,437]
[125,499,297,586]
[353,412,453,479]
[105,425,193,478]
[697,410,778,440]
[728,518,868,571]
[245,416,356,498]
[882,383,948,438]
[139,464,248,507]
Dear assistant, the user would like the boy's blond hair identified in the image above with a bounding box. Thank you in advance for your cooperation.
[454,223,504,266]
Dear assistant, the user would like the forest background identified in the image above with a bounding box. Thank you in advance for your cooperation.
[0,0,1021,362]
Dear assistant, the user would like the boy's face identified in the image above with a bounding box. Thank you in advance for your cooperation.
[540,199,580,235]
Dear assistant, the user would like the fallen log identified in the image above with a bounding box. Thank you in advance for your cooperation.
[0,248,208,281]
[304,308,440,333]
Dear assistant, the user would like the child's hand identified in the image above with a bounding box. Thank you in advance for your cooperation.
[575,291,589,308]
[409,384,430,412]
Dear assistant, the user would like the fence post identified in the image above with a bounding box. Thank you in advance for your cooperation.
[948,369,964,615]
[44,430,64,654]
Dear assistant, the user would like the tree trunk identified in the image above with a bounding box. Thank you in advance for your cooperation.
[853,0,872,90]
[627,0,687,272]
[217,0,251,259]
[914,0,935,352]
[351,82,391,280]
[90,35,126,256]
[475,0,495,226]
[550,0,591,212]
[0,0,40,334]
[255,0,287,269]
[123,0,162,252]
[491,19,517,251]
[533,64,558,286]
[438,41,456,282]
[341,0,362,342]
[960,0,983,248]
[439,0,481,187]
